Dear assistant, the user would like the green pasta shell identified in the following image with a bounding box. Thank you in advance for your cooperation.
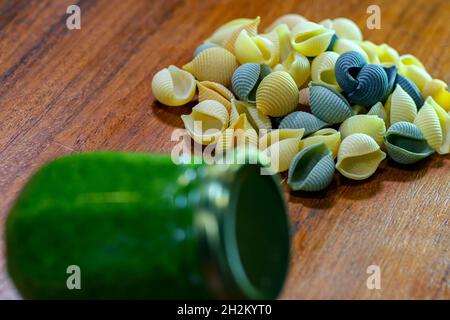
[384,122,434,164]
[232,63,271,104]
[310,84,354,124]
[278,111,328,135]
[288,143,335,191]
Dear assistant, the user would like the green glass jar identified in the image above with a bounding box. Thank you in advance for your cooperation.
[6,152,290,299]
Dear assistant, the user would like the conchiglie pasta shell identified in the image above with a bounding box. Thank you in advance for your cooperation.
[376,44,399,66]
[183,47,238,87]
[398,65,431,92]
[181,100,229,145]
[279,111,328,135]
[288,143,335,191]
[310,85,354,124]
[258,128,305,173]
[256,71,299,117]
[265,14,308,32]
[231,99,272,130]
[193,43,220,58]
[414,97,450,154]
[335,51,367,93]
[231,63,271,104]
[347,64,389,107]
[381,65,398,103]
[320,18,363,41]
[234,30,278,67]
[332,39,369,62]
[277,51,310,88]
[221,17,260,53]
[384,121,434,164]
[395,74,423,109]
[339,115,386,145]
[367,102,387,122]
[215,114,258,155]
[197,81,234,113]
[311,52,341,91]
[290,20,335,57]
[271,23,292,61]
[151,65,196,106]
[384,84,417,127]
[300,128,341,158]
[336,133,386,180]
[206,18,256,45]
[358,41,380,64]
[421,79,450,112]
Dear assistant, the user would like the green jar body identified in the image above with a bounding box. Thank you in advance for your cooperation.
[6,152,290,299]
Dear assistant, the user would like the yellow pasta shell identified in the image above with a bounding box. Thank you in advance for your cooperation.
[206,18,258,45]
[181,100,229,145]
[151,65,196,106]
[275,51,310,88]
[300,128,341,158]
[259,128,305,172]
[231,99,272,130]
[215,114,258,155]
[358,41,380,64]
[271,23,292,61]
[183,47,238,87]
[221,17,261,53]
[414,97,450,154]
[265,14,308,32]
[421,79,450,112]
[384,84,417,127]
[197,81,234,113]
[320,17,363,41]
[256,71,299,117]
[339,115,386,145]
[290,20,335,57]
[376,43,399,66]
[332,39,369,62]
[311,52,341,91]
[235,30,279,66]
[336,133,386,180]
[397,55,431,91]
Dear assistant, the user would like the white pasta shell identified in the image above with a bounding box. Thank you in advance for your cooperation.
[197,81,234,113]
[256,71,299,116]
[385,84,417,127]
[181,100,229,145]
[290,20,335,57]
[336,133,386,180]
[339,115,386,145]
[311,52,341,91]
[300,128,341,159]
[151,65,196,106]
[259,128,305,173]
[265,14,308,32]
[320,17,363,41]
[332,38,369,62]
[414,97,450,154]
[183,47,238,87]
[367,102,387,122]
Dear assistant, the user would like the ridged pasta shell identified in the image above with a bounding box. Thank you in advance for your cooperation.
[358,41,380,64]
[271,24,293,61]
[290,20,335,57]
[311,52,341,91]
[414,97,450,154]
[215,114,258,155]
[396,74,423,109]
[151,65,196,106]
[336,133,386,180]
[397,54,431,91]
[206,18,257,45]
[278,111,328,135]
[221,17,261,53]
[231,63,271,104]
[339,115,386,145]
[230,99,272,130]
[193,43,220,58]
[181,100,229,145]
[347,64,389,107]
[288,143,335,191]
[335,51,367,93]
[376,44,399,66]
[367,102,387,122]
[258,128,305,173]
[265,14,308,32]
[421,79,450,112]
[276,51,310,88]
[197,81,234,113]
[234,30,279,66]
[384,84,417,127]
[310,84,354,124]
[381,65,398,102]
[332,39,369,62]
[320,18,363,41]
[300,128,341,158]
[183,47,238,87]
[384,122,434,164]
[256,71,299,117]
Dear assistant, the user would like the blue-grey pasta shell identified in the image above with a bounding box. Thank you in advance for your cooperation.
[381,65,398,102]
[335,51,367,92]
[347,64,389,107]
[310,84,354,124]
[279,111,328,135]
[288,142,335,191]
[232,63,271,103]
[193,43,220,58]
[326,34,338,51]
[396,74,424,109]
[384,121,434,164]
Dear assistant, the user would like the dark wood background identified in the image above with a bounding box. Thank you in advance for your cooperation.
[0,0,449,299]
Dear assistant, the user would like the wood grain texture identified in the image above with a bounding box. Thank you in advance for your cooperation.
[0,0,449,299]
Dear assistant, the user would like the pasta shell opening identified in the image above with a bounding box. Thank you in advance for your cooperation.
[151,65,196,106]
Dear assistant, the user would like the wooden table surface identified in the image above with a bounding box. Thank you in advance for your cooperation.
[0,0,449,299]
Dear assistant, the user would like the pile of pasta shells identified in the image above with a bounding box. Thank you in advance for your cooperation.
[151,14,450,192]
